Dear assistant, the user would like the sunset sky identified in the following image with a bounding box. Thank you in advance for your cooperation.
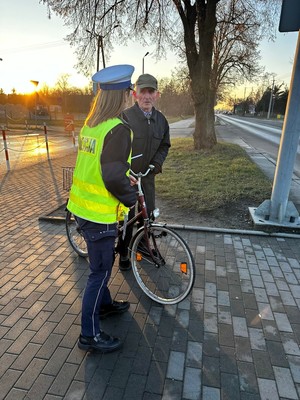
[0,0,298,95]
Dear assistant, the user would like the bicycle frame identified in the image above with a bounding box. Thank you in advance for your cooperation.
[118,165,161,264]
[118,174,149,234]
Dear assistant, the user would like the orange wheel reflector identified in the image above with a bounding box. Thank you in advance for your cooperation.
[136,253,143,261]
[180,262,187,274]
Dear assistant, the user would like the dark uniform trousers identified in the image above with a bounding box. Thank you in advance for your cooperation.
[76,217,117,337]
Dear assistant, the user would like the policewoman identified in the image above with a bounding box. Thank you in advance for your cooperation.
[67,64,137,353]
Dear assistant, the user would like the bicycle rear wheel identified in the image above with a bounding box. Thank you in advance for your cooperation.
[65,210,88,257]
[130,224,195,305]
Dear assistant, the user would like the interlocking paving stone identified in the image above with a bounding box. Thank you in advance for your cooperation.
[249,328,266,352]
[245,309,262,328]
[257,302,274,320]
[237,361,259,394]
[203,356,220,387]
[233,317,248,337]
[162,378,183,400]
[221,373,240,400]
[186,341,202,368]
[273,366,298,399]
[202,386,220,400]
[166,351,185,380]
[273,312,293,332]
[252,350,274,379]
[287,355,300,383]
[219,323,234,347]
[145,360,167,394]
[258,378,279,399]
[261,320,281,341]
[183,367,201,400]
[220,345,237,374]
[281,332,300,356]
[235,337,252,362]
[266,340,289,367]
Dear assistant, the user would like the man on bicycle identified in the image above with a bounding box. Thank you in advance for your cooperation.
[118,73,171,271]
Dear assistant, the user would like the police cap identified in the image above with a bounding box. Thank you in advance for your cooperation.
[92,64,135,90]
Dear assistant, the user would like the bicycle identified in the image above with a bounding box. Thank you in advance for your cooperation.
[64,165,195,305]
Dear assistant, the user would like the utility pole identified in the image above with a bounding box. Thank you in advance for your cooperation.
[86,25,119,71]
[96,35,105,70]
[267,77,275,119]
[243,87,247,115]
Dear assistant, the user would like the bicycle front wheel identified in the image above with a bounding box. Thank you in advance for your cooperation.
[130,224,195,305]
[65,210,88,257]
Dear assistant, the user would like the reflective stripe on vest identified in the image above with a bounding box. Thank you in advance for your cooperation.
[67,118,131,223]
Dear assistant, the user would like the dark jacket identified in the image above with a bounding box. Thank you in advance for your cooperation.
[101,122,136,208]
[123,102,171,211]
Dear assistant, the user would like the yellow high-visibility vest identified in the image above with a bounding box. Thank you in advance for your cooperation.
[67,118,131,223]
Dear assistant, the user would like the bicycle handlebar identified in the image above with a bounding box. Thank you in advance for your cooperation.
[130,164,155,179]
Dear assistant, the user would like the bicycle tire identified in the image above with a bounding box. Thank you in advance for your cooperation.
[65,210,88,257]
[130,224,195,305]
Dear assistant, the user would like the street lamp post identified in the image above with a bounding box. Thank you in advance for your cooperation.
[142,52,149,74]
[30,80,39,129]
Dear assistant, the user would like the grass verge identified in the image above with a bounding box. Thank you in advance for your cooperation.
[156,138,272,214]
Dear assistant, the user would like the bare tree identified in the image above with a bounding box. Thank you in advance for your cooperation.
[41,0,281,149]
[213,1,264,96]
[54,73,72,95]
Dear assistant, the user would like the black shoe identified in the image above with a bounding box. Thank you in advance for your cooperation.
[99,300,130,320]
[119,258,132,271]
[78,331,122,353]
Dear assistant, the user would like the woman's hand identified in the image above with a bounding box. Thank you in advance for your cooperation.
[129,175,138,186]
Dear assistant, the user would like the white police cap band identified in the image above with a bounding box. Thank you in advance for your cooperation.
[92,64,135,90]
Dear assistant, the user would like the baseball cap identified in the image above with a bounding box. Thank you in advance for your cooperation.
[136,74,158,90]
[92,64,135,90]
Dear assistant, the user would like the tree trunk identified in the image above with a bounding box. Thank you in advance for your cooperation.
[185,0,218,150]
[192,78,217,150]
[194,87,217,150]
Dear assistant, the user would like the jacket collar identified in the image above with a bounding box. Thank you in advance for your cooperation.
[134,102,156,118]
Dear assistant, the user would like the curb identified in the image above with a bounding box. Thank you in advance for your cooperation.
[39,214,300,239]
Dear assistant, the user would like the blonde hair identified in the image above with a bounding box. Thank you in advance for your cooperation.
[85,89,128,127]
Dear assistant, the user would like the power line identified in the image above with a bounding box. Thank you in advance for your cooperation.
[1,40,67,55]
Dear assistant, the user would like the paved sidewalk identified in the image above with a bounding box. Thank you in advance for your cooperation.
[1,150,300,400]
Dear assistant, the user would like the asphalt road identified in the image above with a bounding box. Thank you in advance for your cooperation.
[0,127,76,171]
[0,119,196,172]
[169,118,195,138]
[217,114,300,177]
[2,115,296,175]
